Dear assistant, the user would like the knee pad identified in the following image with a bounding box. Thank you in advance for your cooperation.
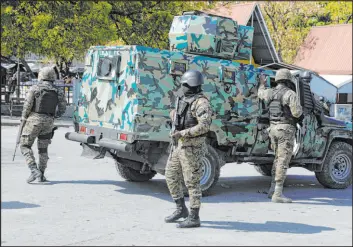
[38,147,48,154]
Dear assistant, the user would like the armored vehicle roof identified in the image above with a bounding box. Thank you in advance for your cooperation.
[169,10,254,62]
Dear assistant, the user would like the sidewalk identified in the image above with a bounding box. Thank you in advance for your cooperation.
[1,116,73,128]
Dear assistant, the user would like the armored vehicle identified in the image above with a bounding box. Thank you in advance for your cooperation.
[66,11,352,195]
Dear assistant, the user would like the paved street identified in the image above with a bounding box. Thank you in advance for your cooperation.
[1,125,352,246]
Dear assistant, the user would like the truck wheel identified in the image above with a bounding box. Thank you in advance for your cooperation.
[115,159,156,182]
[254,164,273,176]
[315,141,352,189]
[183,145,221,197]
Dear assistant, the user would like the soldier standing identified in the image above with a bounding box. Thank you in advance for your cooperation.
[258,69,303,203]
[20,66,67,183]
[165,70,212,228]
[319,96,331,116]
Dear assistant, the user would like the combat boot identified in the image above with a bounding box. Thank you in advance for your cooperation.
[38,167,48,182]
[27,164,42,183]
[177,208,200,228]
[267,181,276,199]
[165,198,189,223]
[271,183,292,203]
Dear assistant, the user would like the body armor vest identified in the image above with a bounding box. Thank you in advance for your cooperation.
[33,84,59,116]
[268,86,296,125]
[176,94,208,131]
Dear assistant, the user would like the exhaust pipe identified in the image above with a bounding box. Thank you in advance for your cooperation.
[65,132,96,144]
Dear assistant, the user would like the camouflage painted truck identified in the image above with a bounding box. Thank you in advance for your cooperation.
[65,11,352,195]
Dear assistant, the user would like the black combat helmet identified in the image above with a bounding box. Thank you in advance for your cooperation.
[180,70,204,87]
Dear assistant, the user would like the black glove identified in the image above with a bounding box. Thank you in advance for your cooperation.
[51,126,58,139]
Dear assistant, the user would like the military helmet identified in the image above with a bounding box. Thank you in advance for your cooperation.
[38,66,60,82]
[180,70,204,87]
[275,68,294,84]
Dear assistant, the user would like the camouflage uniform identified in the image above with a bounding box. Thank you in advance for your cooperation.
[20,66,67,183]
[165,70,212,228]
[258,69,303,203]
[165,96,212,208]
[319,97,331,116]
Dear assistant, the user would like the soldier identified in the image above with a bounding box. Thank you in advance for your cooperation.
[258,69,303,203]
[319,96,331,116]
[20,65,67,183]
[165,70,212,228]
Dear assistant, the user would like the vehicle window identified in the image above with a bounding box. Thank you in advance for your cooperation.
[310,74,337,103]
[96,56,120,80]
[170,60,188,76]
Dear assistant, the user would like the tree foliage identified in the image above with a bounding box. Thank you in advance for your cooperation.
[1,1,351,69]
[106,1,212,49]
[1,1,211,73]
[1,1,117,73]
[320,1,353,24]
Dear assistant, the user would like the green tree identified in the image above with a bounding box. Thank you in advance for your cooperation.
[1,1,117,74]
[1,2,38,59]
[31,1,117,74]
[320,1,352,24]
[107,1,212,49]
[1,1,212,73]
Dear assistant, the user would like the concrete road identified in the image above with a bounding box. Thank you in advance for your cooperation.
[1,126,352,246]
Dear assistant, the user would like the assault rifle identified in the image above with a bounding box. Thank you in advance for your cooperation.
[13,119,26,161]
[168,97,180,161]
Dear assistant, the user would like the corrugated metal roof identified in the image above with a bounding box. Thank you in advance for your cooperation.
[205,2,256,25]
[294,24,352,75]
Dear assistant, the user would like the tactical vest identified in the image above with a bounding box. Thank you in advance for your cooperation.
[176,94,208,131]
[32,84,59,116]
[268,86,296,125]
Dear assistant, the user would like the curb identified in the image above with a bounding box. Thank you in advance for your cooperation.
[1,118,73,128]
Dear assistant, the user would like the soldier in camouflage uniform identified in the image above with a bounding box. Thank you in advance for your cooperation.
[20,66,67,183]
[165,70,212,228]
[258,69,303,203]
[319,96,331,116]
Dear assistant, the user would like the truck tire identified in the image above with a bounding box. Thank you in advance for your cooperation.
[115,159,156,182]
[254,164,273,176]
[315,141,352,189]
[183,145,221,197]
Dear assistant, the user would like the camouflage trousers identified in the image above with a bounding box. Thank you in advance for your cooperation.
[20,114,54,170]
[165,145,205,209]
[269,124,296,183]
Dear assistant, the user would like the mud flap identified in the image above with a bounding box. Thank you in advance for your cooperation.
[151,152,170,175]
[80,143,101,159]
[292,123,302,157]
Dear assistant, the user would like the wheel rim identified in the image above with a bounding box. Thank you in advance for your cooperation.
[330,153,352,182]
[200,157,212,186]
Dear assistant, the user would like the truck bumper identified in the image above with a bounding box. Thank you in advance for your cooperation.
[65,132,134,153]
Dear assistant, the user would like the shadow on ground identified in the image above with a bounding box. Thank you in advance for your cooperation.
[1,201,40,210]
[201,220,335,234]
[43,174,352,207]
